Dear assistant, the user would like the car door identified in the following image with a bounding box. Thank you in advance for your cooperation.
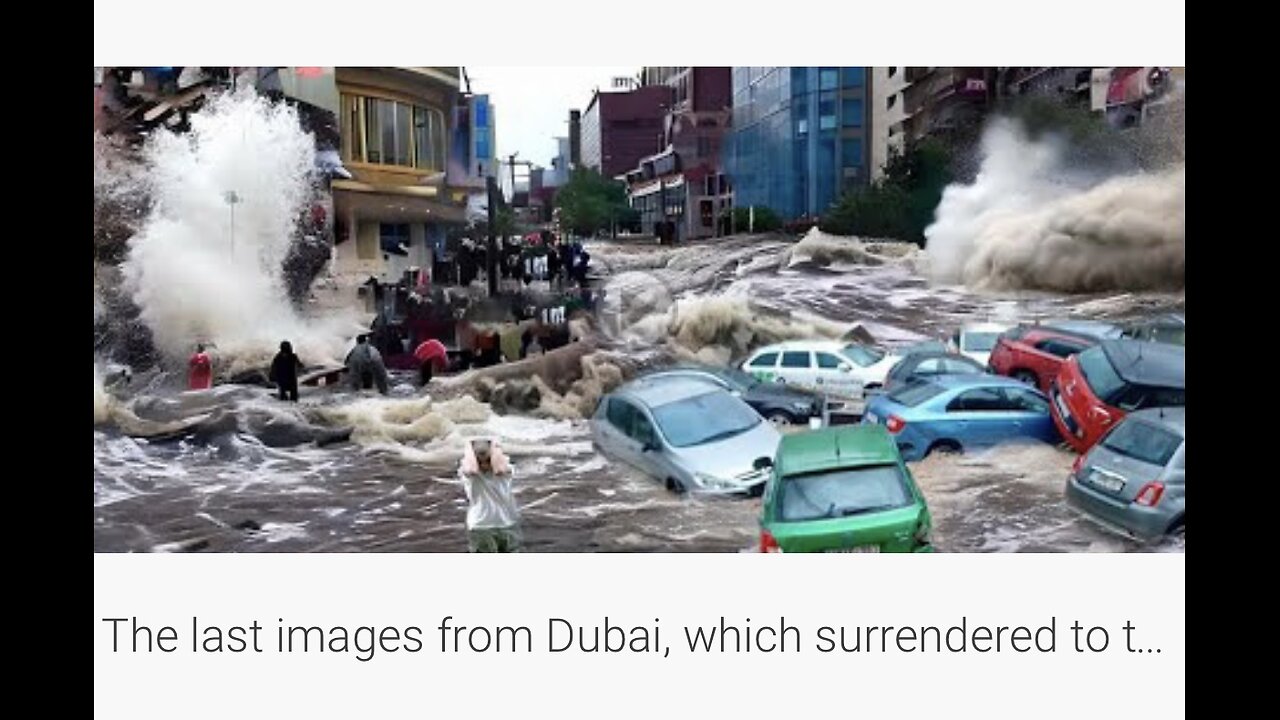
[627,406,669,479]
[814,351,862,399]
[944,387,1009,447]
[998,386,1057,442]
[777,350,816,389]
[598,397,645,470]
[745,351,781,384]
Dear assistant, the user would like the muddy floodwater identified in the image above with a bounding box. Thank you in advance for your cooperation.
[94,236,1185,553]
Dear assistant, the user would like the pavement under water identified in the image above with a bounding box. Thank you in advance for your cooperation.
[93,235,1185,553]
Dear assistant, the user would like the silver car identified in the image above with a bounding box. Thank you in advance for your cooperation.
[591,376,782,495]
[1065,407,1185,541]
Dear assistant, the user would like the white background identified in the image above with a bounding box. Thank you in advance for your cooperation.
[94,2,1184,717]
[95,554,1184,718]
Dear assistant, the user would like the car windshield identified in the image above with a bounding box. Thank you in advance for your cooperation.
[1077,346,1127,403]
[887,381,945,407]
[1101,419,1183,467]
[963,332,1000,352]
[842,344,886,367]
[720,367,761,390]
[778,464,913,522]
[651,391,762,448]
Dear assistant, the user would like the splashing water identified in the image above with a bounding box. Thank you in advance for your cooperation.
[120,90,356,372]
[925,118,1185,293]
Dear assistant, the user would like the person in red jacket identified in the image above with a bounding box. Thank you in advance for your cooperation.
[188,344,213,390]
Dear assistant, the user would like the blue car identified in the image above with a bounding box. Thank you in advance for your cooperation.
[861,375,1059,460]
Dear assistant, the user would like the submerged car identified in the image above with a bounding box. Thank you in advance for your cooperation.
[862,375,1059,461]
[741,340,901,398]
[1122,314,1185,346]
[949,322,1010,367]
[884,351,987,393]
[987,324,1102,391]
[1065,407,1185,541]
[641,365,823,426]
[1050,340,1185,453]
[592,375,781,494]
[759,424,933,553]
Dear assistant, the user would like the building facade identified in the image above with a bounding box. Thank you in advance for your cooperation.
[332,67,468,285]
[870,67,910,181]
[626,67,734,241]
[725,67,872,220]
[579,85,672,179]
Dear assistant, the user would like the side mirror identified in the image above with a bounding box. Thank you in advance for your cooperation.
[753,457,774,470]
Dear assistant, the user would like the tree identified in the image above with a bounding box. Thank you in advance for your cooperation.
[820,139,954,245]
[554,168,630,236]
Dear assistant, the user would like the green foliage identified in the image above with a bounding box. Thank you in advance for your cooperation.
[554,168,631,235]
[731,205,782,233]
[820,139,954,245]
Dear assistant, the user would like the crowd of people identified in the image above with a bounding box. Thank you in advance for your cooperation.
[453,231,591,291]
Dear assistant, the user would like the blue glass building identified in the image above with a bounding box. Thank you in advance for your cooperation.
[725,67,870,220]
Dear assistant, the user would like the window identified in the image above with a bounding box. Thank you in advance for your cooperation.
[1077,347,1125,403]
[749,352,779,368]
[942,358,982,374]
[841,344,885,367]
[819,69,838,90]
[651,392,761,448]
[779,464,911,522]
[842,68,865,88]
[607,398,634,430]
[947,387,1004,412]
[915,358,944,374]
[816,353,844,369]
[342,94,447,171]
[1101,419,1183,467]
[889,382,946,407]
[781,351,811,369]
[1036,339,1085,358]
[1003,388,1050,413]
[819,95,836,130]
[841,138,863,168]
[841,98,864,127]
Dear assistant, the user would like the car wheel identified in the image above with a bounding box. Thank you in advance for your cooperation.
[1012,370,1038,386]
[665,477,687,495]
[927,440,962,457]
[766,411,796,427]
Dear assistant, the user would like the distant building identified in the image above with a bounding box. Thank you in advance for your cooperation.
[625,67,734,241]
[725,67,872,220]
[580,85,672,179]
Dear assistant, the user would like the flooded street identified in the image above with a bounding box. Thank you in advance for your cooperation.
[95,236,1183,553]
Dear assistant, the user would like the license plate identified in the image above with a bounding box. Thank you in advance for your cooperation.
[865,411,878,424]
[1088,470,1125,493]
[827,545,880,553]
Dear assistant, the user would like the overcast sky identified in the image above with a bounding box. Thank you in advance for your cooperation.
[467,66,638,167]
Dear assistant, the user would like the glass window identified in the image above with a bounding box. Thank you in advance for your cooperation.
[779,464,912,522]
[819,95,836,130]
[365,98,384,163]
[1101,419,1183,467]
[943,358,983,374]
[962,332,1001,353]
[819,69,838,90]
[474,99,489,128]
[842,67,865,88]
[651,391,761,448]
[888,382,946,407]
[841,138,863,168]
[841,98,864,127]
[1003,388,1050,413]
[1078,347,1126,403]
[816,353,843,369]
[841,344,885,367]
[607,398,634,430]
[947,387,1004,412]
[749,352,779,368]
[915,358,943,374]
[780,351,811,369]
[394,102,412,166]
[340,94,364,162]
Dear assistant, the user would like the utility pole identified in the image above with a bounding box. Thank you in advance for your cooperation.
[485,175,500,297]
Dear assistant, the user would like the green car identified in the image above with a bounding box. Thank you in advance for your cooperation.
[759,424,934,553]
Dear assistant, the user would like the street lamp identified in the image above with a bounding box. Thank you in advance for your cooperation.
[224,190,241,257]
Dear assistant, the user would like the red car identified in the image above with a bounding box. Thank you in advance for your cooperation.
[1049,340,1185,453]
[987,325,1101,391]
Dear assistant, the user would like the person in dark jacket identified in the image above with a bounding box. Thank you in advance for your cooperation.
[269,340,304,402]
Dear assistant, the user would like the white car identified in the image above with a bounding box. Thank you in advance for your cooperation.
[740,340,901,400]
[949,322,1011,367]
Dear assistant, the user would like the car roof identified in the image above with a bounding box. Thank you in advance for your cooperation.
[923,373,1027,390]
[1100,340,1185,388]
[1128,406,1186,435]
[776,425,900,476]
[1009,323,1103,345]
[1042,319,1124,340]
[614,375,726,407]
[751,340,853,354]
